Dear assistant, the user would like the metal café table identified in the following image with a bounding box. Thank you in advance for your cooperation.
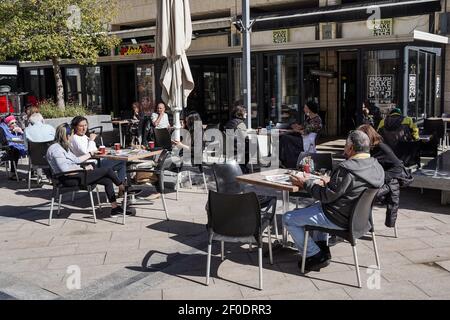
[102,119,137,148]
[92,148,163,224]
[236,168,300,246]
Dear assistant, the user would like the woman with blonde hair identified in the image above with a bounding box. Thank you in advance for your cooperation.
[46,123,133,216]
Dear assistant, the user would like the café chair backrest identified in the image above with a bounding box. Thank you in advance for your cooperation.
[28,141,53,167]
[212,161,243,194]
[154,128,172,150]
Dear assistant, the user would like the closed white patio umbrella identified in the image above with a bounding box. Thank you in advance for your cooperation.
[156,0,195,141]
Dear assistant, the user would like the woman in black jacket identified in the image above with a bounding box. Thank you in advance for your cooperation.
[358,124,407,228]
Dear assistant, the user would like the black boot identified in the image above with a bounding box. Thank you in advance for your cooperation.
[316,241,331,260]
[298,250,330,273]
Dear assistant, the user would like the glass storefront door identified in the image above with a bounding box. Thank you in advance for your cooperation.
[264,54,300,126]
[406,47,439,121]
[136,64,155,110]
[85,66,103,113]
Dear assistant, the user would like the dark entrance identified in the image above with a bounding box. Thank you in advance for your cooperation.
[339,51,358,135]
[188,57,229,125]
[117,64,136,117]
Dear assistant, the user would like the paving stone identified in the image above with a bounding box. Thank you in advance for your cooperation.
[421,235,450,248]
[269,288,351,300]
[49,232,112,246]
[0,245,78,263]
[336,251,412,268]
[380,263,449,282]
[47,253,107,270]
[133,288,163,300]
[344,280,430,300]
[400,247,450,264]
[0,257,50,273]
[435,260,450,272]
[162,283,243,300]
[411,276,450,297]
[364,238,430,253]
[76,239,140,255]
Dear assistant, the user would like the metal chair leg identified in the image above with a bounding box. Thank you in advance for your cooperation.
[122,191,128,225]
[301,230,309,274]
[372,232,381,270]
[49,196,55,226]
[258,246,263,290]
[272,213,279,239]
[12,162,19,181]
[202,172,208,193]
[206,243,212,286]
[161,193,169,220]
[268,225,273,265]
[28,167,32,191]
[352,244,362,288]
[175,172,180,200]
[188,171,193,189]
[96,187,102,211]
[394,225,398,238]
[221,241,225,261]
[57,193,62,216]
[71,191,76,202]
[89,190,97,224]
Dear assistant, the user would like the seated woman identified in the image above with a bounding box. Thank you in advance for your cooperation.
[69,116,127,198]
[292,101,322,153]
[0,115,27,178]
[279,101,322,168]
[46,124,132,216]
[129,102,143,145]
[357,124,412,228]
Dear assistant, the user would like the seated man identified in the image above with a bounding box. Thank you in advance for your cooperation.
[378,107,419,150]
[283,131,384,272]
[24,112,56,147]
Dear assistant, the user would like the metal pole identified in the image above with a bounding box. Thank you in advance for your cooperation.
[242,0,252,129]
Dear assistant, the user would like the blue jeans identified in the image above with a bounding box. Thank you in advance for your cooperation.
[100,159,126,183]
[282,202,344,258]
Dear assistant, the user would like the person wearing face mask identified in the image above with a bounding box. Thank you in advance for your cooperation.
[283,131,384,272]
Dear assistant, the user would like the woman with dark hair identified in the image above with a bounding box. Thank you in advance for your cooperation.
[69,116,127,197]
[129,102,143,145]
[46,124,132,216]
[292,101,322,153]
[279,101,322,168]
[357,124,411,228]
[224,105,247,131]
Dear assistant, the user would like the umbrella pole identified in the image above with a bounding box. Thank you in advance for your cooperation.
[242,0,252,129]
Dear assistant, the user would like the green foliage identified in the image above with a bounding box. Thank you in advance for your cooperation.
[38,100,92,118]
[0,0,121,64]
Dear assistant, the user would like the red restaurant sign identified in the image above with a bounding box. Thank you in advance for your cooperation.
[118,44,155,56]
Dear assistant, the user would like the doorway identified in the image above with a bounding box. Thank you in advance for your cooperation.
[117,64,136,117]
[339,51,358,136]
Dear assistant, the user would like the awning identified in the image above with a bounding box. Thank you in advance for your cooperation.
[245,0,442,32]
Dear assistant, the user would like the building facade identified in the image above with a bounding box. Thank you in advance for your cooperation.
[7,0,450,135]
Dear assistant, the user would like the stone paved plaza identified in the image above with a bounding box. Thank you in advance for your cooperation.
[1,162,450,300]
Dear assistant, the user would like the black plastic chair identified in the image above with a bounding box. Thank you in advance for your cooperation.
[47,165,102,226]
[212,161,279,239]
[154,128,172,151]
[27,141,52,191]
[423,118,445,156]
[126,149,170,224]
[206,191,274,290]
[0,128,19,181]
[300,188,381,288]
[89,126,104,146]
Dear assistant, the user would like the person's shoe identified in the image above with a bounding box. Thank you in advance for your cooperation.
[316,241,332,260]
[298,250,330,273]
[144,193,161,201]
[110,206,135,216]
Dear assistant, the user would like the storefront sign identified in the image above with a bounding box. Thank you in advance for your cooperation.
[273,29,289,44]
[145,68,152,76]
[118,44,155,56]
[409,74,416,102]
[371,19,393,37]
[66,68,80,77]
[368,75,394,103]
[436,75,441,99]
